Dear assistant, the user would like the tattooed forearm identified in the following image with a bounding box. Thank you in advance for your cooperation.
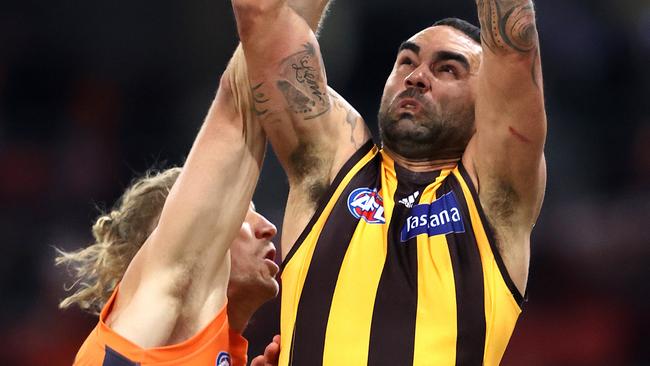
[329,91,359,146]
[277,42,330,120]
[477,0,538,54]
[251,82,270,117]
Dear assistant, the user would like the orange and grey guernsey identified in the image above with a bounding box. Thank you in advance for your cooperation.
[74,286,248,366]
[279,141,524,366]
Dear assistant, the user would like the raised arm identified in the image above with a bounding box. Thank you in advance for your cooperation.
[231,0,370,253]
[464,0,547,294]
[141,50,265,282]
[107,50,267,347]
[121,0,338,321]
[140,0,341,280]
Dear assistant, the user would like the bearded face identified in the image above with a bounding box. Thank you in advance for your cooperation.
[378,26,481,161]
[378,86,475,160]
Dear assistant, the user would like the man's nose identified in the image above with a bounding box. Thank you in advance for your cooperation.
[254,214,277,240]
[404,66,431,92]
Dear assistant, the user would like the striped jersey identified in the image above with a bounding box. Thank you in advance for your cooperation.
[279,141,524,366]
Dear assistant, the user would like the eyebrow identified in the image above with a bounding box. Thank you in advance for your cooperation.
[398,41,420,55]
[434,51,471,71]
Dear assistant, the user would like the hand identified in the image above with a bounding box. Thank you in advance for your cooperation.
[250,334,281,366]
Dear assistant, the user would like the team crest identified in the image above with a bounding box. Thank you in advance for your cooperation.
[347,187,385,224]
[216,351,231,366]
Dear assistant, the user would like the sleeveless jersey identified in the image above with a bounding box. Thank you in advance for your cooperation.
[279,141,524,366]
[74,287,248,366]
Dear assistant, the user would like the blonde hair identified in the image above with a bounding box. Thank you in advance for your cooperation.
[56,48,253,315]
[56,168,181,315]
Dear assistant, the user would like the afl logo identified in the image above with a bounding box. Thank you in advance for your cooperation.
[347,187,386,224]
[216,351,231,366]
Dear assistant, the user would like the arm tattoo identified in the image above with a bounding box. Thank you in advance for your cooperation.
[329,91,359,146]
[277,42,330,120]
[251,82,270,117]
[477,0,538,54]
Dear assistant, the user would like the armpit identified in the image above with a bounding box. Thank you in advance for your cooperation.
[482,180,519,227]
[289,141,333,204]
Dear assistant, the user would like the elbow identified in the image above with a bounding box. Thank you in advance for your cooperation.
[232,0,283,38]
[231,0,263,17]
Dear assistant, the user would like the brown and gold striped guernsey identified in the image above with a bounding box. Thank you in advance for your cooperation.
[279,141,524,366]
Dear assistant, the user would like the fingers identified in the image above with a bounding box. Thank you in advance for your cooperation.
[263,334,281,365]
[250,355,266,366]
[263,341,280,362]
[251,334,282,366]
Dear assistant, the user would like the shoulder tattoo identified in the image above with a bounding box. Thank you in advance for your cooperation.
[477,0,538,54]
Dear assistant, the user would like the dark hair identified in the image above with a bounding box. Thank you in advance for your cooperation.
[433,18,481,44]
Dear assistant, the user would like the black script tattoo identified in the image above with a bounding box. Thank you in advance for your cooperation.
[277,43,330,120]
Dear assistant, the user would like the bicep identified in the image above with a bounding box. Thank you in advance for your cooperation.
[474,51,546,174]
[472,1,546,211]
[235,4,363,185]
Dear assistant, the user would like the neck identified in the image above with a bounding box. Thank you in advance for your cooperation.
[383,147,460,172]
[226,291,261,334]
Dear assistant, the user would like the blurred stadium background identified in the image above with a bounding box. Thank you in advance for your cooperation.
[1,0,648,365]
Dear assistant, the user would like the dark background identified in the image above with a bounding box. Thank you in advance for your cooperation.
[1,0,648,365]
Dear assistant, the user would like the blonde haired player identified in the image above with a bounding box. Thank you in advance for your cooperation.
[58,1,334,364]
[59,50,276,365]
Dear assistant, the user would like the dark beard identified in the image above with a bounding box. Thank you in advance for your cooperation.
[378,89,475,160]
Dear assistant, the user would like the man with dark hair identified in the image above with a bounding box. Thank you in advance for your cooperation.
[232,0,546,364]
[433,17,482,44]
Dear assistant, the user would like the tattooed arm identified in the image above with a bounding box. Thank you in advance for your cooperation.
[232,0,370,255]
[463,0,547,295]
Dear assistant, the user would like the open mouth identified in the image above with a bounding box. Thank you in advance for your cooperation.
[397,98,421,112]
[264,246,276,262]
[264,246,280,276]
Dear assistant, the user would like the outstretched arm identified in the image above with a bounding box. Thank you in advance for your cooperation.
[464,0,547,294]
[121,0,338,327]
[231,0,370,254]
[128,0,339,315]
[107,50,267,347]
